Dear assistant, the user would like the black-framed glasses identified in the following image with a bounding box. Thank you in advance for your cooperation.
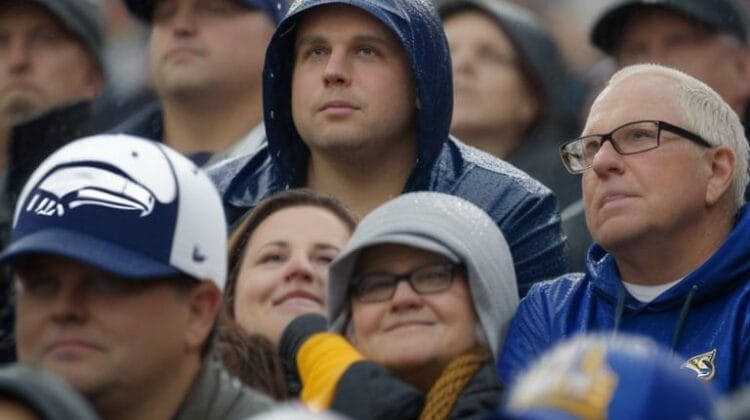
[559,120,713,174]
[350,262,463,303]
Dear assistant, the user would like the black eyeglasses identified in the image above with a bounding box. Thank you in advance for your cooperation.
[559,120,713,174]
[350,262,463,303]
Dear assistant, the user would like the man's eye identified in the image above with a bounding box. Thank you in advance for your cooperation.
[19,277,59,296]
[359,47,374,55]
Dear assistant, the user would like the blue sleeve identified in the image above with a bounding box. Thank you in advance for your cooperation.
[498,190,566,297]
[497,284,554,385]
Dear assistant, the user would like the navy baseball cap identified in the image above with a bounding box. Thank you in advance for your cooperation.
[0,134,228,289]
[591,0,750,55]
[499,334,717,420]
[125,0,287,25]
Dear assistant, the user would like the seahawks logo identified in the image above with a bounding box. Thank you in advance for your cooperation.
[25,166,156,217]
[682,349,717,381]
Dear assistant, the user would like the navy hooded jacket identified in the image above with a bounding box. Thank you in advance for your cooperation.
[208,0,567,293]
[498,205,750,395]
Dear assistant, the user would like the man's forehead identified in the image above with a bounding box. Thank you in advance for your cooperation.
[586,76,678,131]
[294,4,394,40]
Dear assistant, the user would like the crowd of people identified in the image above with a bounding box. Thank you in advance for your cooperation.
[0,0,747,419]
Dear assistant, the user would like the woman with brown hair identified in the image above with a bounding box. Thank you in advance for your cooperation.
[216,189,356,398]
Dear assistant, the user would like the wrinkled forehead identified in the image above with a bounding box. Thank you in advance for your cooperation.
[585,74,681,133]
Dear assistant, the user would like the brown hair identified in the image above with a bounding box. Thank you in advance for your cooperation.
[223,189,357,318]
[213,313,288,400]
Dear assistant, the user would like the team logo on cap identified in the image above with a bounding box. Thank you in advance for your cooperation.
[683,349,716,381]
[513,344,617,417]
[24,166,156,218]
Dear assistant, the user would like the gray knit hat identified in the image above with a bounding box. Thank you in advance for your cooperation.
[1,0,106,73]
[328,191,519,360]
[0,364,99,420]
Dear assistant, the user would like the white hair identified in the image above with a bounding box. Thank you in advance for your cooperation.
[603,63,749,212]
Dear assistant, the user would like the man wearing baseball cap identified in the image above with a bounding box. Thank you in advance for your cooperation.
[591,0,750,118]
[2,134,273,420]
[0,0,107,364]
[115,0,285,167]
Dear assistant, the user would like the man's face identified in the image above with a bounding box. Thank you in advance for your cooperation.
[291,4,417,158]
[14,255,196,401]
[615,8,750,114]
[0,2,101,127]
[149,0,276,101]
[582,75,716,253]
[349,244,478,389]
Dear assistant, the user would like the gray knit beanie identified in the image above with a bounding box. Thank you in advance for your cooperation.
[328,191,518,360]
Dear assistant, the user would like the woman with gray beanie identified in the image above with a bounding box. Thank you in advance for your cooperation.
[279,192,519,419]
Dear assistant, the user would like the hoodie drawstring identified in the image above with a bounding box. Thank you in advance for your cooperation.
[613,281,626,332]
[671,285,698,350]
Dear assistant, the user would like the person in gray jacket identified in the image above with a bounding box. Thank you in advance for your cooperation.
[2,134,272,420]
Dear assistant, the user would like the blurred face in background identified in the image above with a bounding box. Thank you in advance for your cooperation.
[445,10,538,158]
[0,2,102,128]
[615,8,750,115]
[233,205,351,346]
[149,0,276,102]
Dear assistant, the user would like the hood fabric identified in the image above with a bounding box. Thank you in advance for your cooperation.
[262,0,453,188]
[328,191,519,360]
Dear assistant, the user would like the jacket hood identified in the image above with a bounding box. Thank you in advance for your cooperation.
[328,192,519,360]
[262,0,453,186]
[586,205,750,309]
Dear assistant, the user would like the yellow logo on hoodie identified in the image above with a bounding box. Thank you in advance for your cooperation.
[683,349,717,381]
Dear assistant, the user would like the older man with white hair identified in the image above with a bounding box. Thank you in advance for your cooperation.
[499,63,750,395]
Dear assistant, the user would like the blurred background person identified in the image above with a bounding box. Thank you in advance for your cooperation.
[115,0,285,166]
[0,0,106,365]
[439,0,584,210]
[219,189,356,397]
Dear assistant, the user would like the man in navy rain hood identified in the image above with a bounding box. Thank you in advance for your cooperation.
[209,0,567,294]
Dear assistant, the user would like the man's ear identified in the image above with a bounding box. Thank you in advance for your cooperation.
[184,282,223,352]
[705,145,735,206]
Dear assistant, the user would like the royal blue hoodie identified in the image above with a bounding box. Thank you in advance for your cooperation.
[208,0,567,293]
[499,206,750,394]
